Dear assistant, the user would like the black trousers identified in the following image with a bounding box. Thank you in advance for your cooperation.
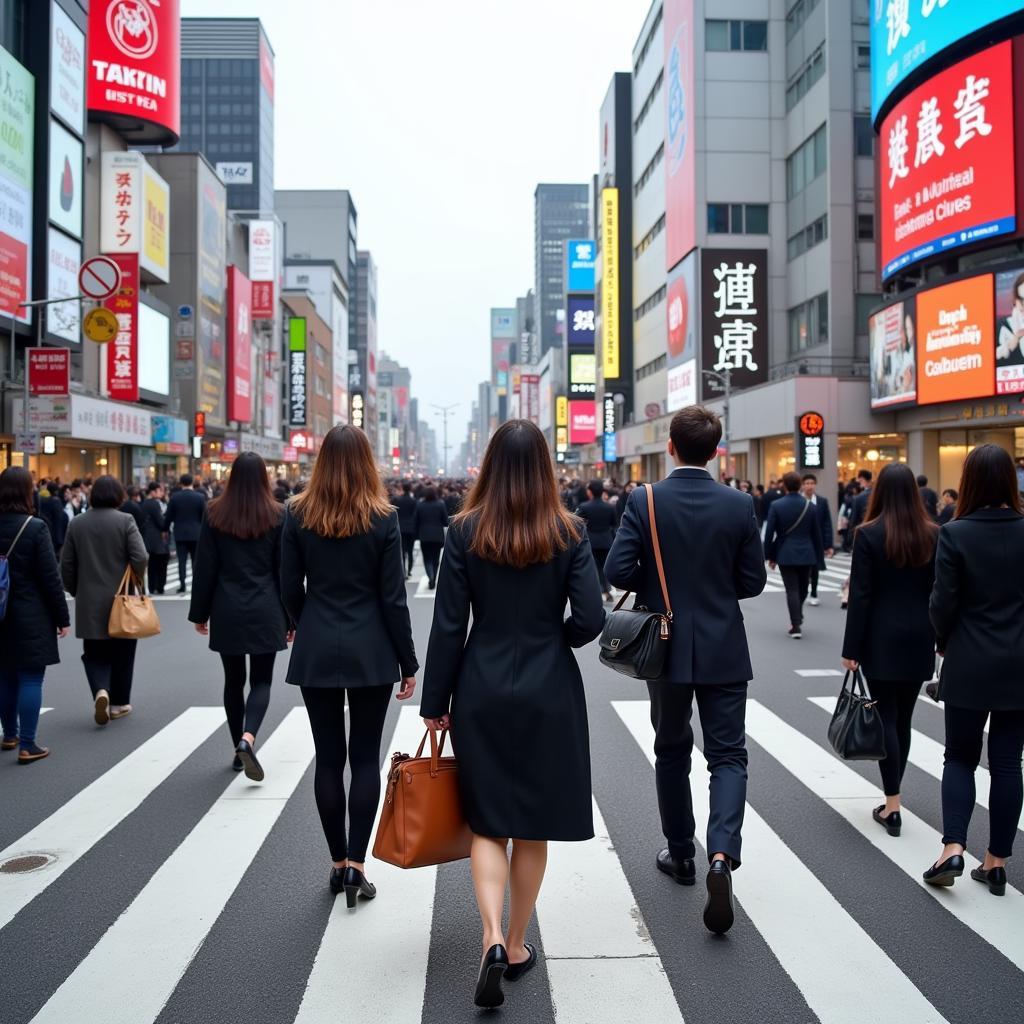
[400,533,416,576]
[176,540,197,588]
[82,638,138,706]
[301,685,393,863]
[220,652,276,747]
[592,547,610,592]
[779,564,812,627]
[871,679,923,796]
[647,680,748,868]
[421,541,442,584]
[809,566,819,598]
[147,552,169,594]
[942,705,1024,859]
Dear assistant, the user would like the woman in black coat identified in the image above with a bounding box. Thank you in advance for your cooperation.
[421,420,604,1010]
[0,468,70,764]
[414,485,449,588]
[281,425,418,904]
[189,453,290,781]
[842,463,937,836]
[925,445,1024,896]
[140,482,169,594]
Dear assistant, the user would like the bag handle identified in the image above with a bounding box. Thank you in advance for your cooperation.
[841,667,874,703]
[645,485,673,621]
[3,515,33,558]
[414,727,450,775]
[116,565,144,597]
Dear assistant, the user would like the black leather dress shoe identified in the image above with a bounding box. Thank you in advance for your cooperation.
[970,865,1007,897]
[235,738,264,782]
[342,866,377,909]
[872,806,902,837]
[657,848,696,886]
[329,867,345,895]
[703,860,735,935]
[504,942,537,982]
[923,855,964,887]
[474,944,509,1008]
[232,755,244,772]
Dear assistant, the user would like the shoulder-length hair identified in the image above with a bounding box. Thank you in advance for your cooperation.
[0,466,33,514]
[291,424,391,538]
[456,419,580,568]
[956,443,1024,519]
[860,462,937,567]
[206,451,282,539]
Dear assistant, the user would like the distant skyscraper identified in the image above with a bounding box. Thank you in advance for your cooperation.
[534,184,590,354]
[355,251,379,450]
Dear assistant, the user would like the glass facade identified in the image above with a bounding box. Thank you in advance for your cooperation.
[534,186,589,354]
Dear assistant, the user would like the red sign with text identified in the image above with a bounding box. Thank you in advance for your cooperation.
[251,280,275,320]
[226,266,253,423]
[106,253,138,403]
[28,348,70,396]
[568,400,597,444]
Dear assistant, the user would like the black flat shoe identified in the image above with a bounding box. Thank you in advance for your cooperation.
[474,944,509,1008]
[342,866,377,909]
[504,942,537,983]
[703,861,735,935]
[232,755,244,772]
[656,848,696,886]
[235,739,264,782]
[329,867,345,895]
[970,865,1007,897]
[872,806,902,837]
[923,855,964,887]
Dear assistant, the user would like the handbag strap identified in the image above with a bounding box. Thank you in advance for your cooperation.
[784,498,811,536]
[3,515,33,558]
[645,485,673,621]
[116,565,144,596]
[414,727,450,775]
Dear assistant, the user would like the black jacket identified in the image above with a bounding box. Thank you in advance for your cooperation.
[415,499,449,545]
[605,469,766,685]
[281,508,418,687]
[0,514,70,670]
[575,498,617,551]
[848,488,872,534]
[919,486,939,521]
[811,495,834,551]
[164,488,207,543]
[119,499,146,533]
[842,520,936,682]
[391,494,418,536]
[930,508,1024,711]
[38,493,67,551]
[937,503,955,526]
[764,493,825,567]
[188,516,289,655]
[139,498,168,554]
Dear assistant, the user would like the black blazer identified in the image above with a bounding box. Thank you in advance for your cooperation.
[165,488,207,543]
[937,503,955,526]
[764,493,825,567]
[188,516,289,655]
[930,508,1024,711]
[38,493,67,551]
[415,499,449,545]
[919,486,939,520]
[576,498,617,551]
[812,495,834,550]
[605,469,766,685]
[391,494,418,536]
[281,508,418,687]
[139,498,168,554]
[119,499,146,535]
[842,520,936,682]
[848,488,872,534]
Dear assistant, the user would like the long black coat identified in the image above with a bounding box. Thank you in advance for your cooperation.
[0,514,70,669]
[139,498,168,554]
[188,516,289,655]
[414,499,448,544]
[842,520,936,682]
[575,498,617,551]
[420,520,605,841]
[764,492,825,567]
[930,508,1024,711]
[37,493,67,551]
[391,494,418,536]
[164,488,207,543]
[280,508,418,687]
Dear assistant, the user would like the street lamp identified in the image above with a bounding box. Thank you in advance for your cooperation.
[432,403,458,477]
[700,367,732,472]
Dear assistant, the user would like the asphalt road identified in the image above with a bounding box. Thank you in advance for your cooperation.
[1,552,1020,1024]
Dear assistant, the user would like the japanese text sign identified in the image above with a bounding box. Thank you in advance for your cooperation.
[566,239,596,293]
[568,400,597,445]
[28,347,70,396]
[288,317,307,427]
[106,253,139,403]
[226,266,253,423]
[796,411,825,470]
[100,151,170,281]
[0,44,34,324]
[600,189,620,379]
[567,295,596,349]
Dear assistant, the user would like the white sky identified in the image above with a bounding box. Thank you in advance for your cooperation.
[180,0,653,442]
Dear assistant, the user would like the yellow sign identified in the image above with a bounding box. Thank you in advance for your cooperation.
[83,306,119,344]
[555,395,568,427]
[601,188,619,380]
[143,163,170,281]
[556,426,568,452]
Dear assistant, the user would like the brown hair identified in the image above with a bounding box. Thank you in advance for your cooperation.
[860,463,937,567]
[782,471,802,493]
[955,444,1024,519]
[207,451,283,539]
[0,466,34,515]
[457,420,580,568]
[669,406,722,464]
[291,424,392,537]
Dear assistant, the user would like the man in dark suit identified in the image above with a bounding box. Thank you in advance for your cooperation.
[391,482,418,579]
[575,480,617,601]
[163,473,207,593]
[606,406,766,936]
[917,474,939,521]
[937,488,957,526]
[140,482,170,594]
[801,474,834,606]
[847,468,874,535]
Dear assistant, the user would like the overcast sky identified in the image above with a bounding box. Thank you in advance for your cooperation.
[180,0,653,445]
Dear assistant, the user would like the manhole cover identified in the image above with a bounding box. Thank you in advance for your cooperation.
[0,854,56,874]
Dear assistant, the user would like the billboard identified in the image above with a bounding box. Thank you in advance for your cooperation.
[46,228,81,344]
[51,2,86,133]
[567,295,596,348]
[197,162,227,425]
[288,317,307,426]
[569,353,597,396]
[870,0,1022,121]
[879,41,1015,282]
[138,303,169,396]
[490,308,517,339]
[995,265,1024,394]
[106,253,139,403]
[666,251,697,411]
[249,220,275,319]
[600,189,619,379]
[0,45,33,324]
[226,267,253,423]
[869,297,917,409]
[566,239,596,293]
[49,120,83,239]
[568,400,597,444]
[100,151,170,281]
[665,0,696,270]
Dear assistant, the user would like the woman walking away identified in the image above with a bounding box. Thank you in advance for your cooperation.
[841,463,937,837]
[189,452,291,781]
[61,476,148,725]
[926,445,1024,895]
[420,420,605,1009]
[0,467,71,763]
[281,425,418,902]
[415,485,448,589]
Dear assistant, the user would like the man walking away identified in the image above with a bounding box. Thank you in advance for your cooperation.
[391,482,418,579]
[937,488,957,526]
[164,473,206,593]
[801,474,834,606]
[606,406,766,936]
[575,480,617,602]
[917,475,939,521]
[847,469,874,535]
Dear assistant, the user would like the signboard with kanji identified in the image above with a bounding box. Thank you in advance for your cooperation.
[106,253,138,403]
[28,347,70,396]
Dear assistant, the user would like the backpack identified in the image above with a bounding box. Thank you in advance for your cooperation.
[0,516,33,622]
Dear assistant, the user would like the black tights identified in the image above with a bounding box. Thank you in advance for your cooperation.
[301,685,393,863]
[871,679,923,797]
[220,653,276,747]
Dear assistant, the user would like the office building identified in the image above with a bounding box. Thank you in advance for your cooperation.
[534,184,590,355]
[354,250,379,450]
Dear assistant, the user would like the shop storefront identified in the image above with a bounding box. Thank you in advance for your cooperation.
[760,432,908,487]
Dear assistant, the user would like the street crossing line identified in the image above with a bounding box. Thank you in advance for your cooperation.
[794,669,844,678]
[916,695,989,733]
[28,708,315,1024]
[0,707,224,930]
[614,701,949,1024]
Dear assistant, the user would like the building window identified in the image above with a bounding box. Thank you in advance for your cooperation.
[707,203,769,234]
[633,70,664,134]
[635,214,666,259]
[787,214,828,260]
[788,292,829,354]
[634,285,667,321]
[786,124,827,199]
[855,293,881,336]
[856,44,871,69]
[634,143,665,197]
[636,354,667,380]
[857,213,875,240]
[706,19,768,52]
[785,0,820,42]
[786,45,825,111]
[854,115,874,157]
[634,5,664,75]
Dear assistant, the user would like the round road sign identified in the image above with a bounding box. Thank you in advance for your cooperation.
[78,256,122,301]
[83,306,119,344]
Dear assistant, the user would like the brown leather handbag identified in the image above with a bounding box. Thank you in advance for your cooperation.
[372,728,472,869]
[108,566,161,639]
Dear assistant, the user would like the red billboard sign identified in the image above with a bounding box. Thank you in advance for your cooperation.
[28,348,70,396]
[879,40,1015,281]
[106,253,138,403]
[87,0,181,145]
[568,400,597,444]
[251,280,274,320]
[664,0,696,271]
[226,266,253,423]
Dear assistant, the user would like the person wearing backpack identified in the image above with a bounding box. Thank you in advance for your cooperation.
[0,467,71,764]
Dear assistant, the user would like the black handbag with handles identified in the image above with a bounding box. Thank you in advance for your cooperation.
[598,485,673,680]
[827,668,887,761]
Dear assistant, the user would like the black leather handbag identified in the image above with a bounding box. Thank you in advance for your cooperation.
[827,669,887,761]
[598,485,672,680]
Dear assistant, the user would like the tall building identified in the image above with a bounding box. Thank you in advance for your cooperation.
[534,184,590,355]
[354,251,379,450]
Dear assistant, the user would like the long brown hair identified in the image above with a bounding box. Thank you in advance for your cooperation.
[955,443,1024,519]
[0,466,33,514]
[456,419,580,568]
[859,462,937,567]
[291,424,391,537]
[207,451,282,539]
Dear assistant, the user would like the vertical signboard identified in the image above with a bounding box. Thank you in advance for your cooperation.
[107,253,139,403]
[666,251,698,411]
[796,411,825,470]
[568,400,598,444]
[566,240,596,293]
[48,120,83,238]
[601,188,619,379]
[602,394,617,463]
[226,266,253,423]
[46,228,81,343]
[665,0,695,271]
[0,45,33,324]
[100,152,170,281]
[197,162,227,424]
[248,219,276,319]
[288,317,307,426]
[51,3,86,134]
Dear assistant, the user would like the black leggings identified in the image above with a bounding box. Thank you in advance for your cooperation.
[421,541,442,584]
[871,679,923,797]
[301,685,393,862]
[220,652,276,747]
[401,533,416,575]
[592,548,610,592]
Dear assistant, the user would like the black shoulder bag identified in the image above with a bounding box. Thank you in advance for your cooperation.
[827,668,887,761]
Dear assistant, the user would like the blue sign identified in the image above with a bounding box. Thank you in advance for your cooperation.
[566,239,596,293]
[151,415,188,446]
[603,430,617,463]
[871,1,1021,120]
[567,295,596,348]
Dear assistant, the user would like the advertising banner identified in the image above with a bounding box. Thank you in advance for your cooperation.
[249,220,275,319]
[226,267,253,423]
[664,0,695,271]
[137,304,169,395]
[796,411,825,470]
[152,414,188,453]
[879,41,1015,282]
[568,400,597,444]
[51,2,86,133]
[566,240,596,293]
[260,33,275,100]
[71,393,151,445]
[521,374,540,425]
[600,188,620,379]
[556,395,568,428]
[569,353,596,396]
[0,45,33,324]
[197,162,227,425]
[142,161,169,280]
[567,294,596,348]
[48,120,83,238]
[288,317,307,427]
[869,297,917,409]
[666,251,697,411]
[106,253,139,403]
[100,152,170,281]
[995,265,1024,394]
[46,228,81,344]
[602,395,617,463]
[490,308,517,339]
[28,347,70,396]
[491,337,511,395]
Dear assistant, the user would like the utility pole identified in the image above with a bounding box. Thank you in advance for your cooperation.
[432,403,458,476]
[700,367,732,477]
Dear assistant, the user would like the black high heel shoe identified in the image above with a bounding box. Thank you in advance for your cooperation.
[970,865,1007,897]
[474,944,509,1008]
[329,867,345,895]
[342,866,377,909]
[923,854,964,887]
[872,806,902,837]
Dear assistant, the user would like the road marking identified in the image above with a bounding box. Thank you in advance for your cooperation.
[413,574,434,599]
[0,707,223,930]
[915,695,989,733]
[28,708,314,1024]
[614,701,951,1024]
[795,669,844,678]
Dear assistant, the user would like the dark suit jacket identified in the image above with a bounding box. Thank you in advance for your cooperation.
[764,493,825,567]
[139,498,168,554]
[281,508,418,687]
[930,508,1024,711]
[919,486,939,521]
[937,503,955,526]
[415,499,449,545]
[164,488,207,543]
[119,499,146,533]
[605,468,766,685]
[38,493,67,551]
[842,520,936,682]
[848,487,872,534]
[391,494,418,536]
[575,498,617,551]
[811,495,834,550]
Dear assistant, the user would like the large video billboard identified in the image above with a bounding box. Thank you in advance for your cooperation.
[869,297,917,409]
[664,0,695,270]
[666,252,697,411]
[995,264,1024,394]
[566,240,596,293]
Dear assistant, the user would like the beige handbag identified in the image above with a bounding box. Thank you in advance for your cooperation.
[108,566,161,639]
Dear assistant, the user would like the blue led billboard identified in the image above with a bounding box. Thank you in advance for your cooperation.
[566,239,596,293]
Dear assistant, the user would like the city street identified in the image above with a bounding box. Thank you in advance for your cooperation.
[2,554,1020,1024]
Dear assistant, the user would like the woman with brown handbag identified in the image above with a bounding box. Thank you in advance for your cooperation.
[420,420,605,1009]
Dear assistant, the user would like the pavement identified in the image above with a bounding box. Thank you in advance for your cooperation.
[1,551,1020,1024]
